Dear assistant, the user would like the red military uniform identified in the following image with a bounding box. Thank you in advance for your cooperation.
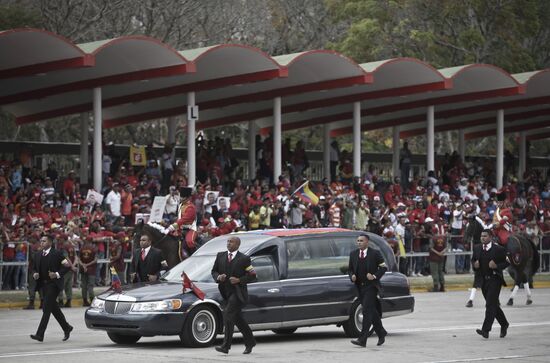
[171,199,197,249]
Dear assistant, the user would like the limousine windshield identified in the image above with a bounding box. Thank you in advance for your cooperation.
[162,255,217,283]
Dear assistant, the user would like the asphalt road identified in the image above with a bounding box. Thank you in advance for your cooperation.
[1,289,549,363]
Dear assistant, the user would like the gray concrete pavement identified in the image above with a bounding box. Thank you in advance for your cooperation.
[1,289,549,363]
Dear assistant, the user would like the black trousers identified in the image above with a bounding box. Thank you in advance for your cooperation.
[481,277,508,332]
[36,282,71,337]
[358,284,384,342]
[221,293,255,349]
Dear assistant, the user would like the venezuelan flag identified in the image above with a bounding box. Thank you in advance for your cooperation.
[110,267,122,293]
[292,181,319,206]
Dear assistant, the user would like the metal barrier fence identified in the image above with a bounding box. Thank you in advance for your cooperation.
[2,233,550,291]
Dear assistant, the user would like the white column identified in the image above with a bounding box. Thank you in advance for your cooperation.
[518,131,526,181]
[248,120,256,181]
[93,87,102,191]
[496,109,504,189]
[187,92,196,186]
[427,105,435,172]
[273,97,282,180]
[167,116,177,145]
[353,101,361,177]
[458,129,465,162]
[392,126,400,179]
[80,113,89,186]
[323,124,331,181]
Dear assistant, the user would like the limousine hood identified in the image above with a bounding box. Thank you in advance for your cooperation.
[97,281,219,302]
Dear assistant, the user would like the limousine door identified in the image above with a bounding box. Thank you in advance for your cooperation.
[243,255,284,329]
[280,238,353,324]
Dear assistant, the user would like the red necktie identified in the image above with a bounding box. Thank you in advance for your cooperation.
[483,245,488,251]
[42,251,47,257]
[360,250,365,259]
[228,253,232,263]
[141,249,146,261]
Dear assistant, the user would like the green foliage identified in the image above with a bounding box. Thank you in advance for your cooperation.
[0,4,42,30]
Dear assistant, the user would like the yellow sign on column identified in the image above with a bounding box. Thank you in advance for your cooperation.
[130,145,147,166]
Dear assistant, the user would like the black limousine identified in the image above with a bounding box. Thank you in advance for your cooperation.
[85,228,414,347]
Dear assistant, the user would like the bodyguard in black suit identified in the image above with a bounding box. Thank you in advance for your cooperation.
[130,233,166,283]
[348,234,388,347]
[30,234,73,342]
[472,229,509,339]
[211,236,257,354]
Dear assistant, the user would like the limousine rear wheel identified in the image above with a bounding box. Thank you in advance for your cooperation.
[342,301,361,338]
[107,332,141,344]
[180,306,218,347]
[272,328,297,335]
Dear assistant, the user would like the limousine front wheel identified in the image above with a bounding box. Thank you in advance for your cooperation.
[180,306,218,347]
[342,301,361,338]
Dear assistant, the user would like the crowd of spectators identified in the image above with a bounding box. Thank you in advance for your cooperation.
[1,137,550,301]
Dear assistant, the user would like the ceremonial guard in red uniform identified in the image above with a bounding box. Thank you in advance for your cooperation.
[168,187,197,258]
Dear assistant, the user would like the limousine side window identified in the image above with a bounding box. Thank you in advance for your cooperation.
[251,255,278,282]
[286,238,342,279]
[330,235,384,275]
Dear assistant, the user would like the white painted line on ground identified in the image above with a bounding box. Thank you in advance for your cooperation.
[422,354,547,363]
[0,347,131,359]
[391,321,550,334]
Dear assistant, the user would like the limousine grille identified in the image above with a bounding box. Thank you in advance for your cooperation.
[105,301,133,314]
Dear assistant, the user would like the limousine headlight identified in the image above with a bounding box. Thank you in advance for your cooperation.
[90,297,105,310]
[131,299,182,312]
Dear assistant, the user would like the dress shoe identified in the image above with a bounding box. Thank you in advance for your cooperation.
[500,324,509,338]
[215,346,229,354]
[351,339,366,347]
[30,334,43,342]
[377,332,386,346]
[63,325,73,341]
[465,300,473,308]
[476,329,489,339]
[23,303,35,310]
[506,298,513,306]
[526,298,533,305]
[243,343,256,354]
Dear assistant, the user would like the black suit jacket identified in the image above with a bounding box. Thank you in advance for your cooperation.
[131,247,164,282]
[32,248,69,291]
[471,243,509,286]
[211,251,257,304]
[348,248,387,291]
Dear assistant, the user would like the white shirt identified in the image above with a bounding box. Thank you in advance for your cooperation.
[141,246,151,258]
[105,190,122,216]
[42,247,52,256]
[482,242,492,251]
[227,250,237,261]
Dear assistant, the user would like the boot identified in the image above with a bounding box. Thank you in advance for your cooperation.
[83,299,91,307]
[64,299,72,308]
[466,300,473,308]
[440,284,445,292]
[430,284,439,292]
[23,301,35,310]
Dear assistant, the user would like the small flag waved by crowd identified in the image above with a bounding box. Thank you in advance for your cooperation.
[110,267,122,293]
[291,180,319,206]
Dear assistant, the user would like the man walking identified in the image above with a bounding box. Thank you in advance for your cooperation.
[348,234,388,347]
[472,229,509,339]
[211,236,257,354]
[130,233,165,283]
[30,234,73,342]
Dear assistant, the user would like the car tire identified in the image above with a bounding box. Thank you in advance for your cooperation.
[342,301,362,338]
[180,306,218,347]
[272,328,297,335]
[107,332,141,344]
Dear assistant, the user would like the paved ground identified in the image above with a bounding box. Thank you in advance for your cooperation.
[0,288,549,363]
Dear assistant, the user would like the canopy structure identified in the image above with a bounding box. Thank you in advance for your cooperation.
[0,28,548,191]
